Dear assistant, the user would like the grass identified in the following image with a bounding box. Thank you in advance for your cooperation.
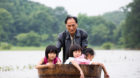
[88,44,124,50]
[0,46,46,51]
[0,45,124,51]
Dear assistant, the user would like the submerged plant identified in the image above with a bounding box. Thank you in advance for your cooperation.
[0,64,36,72]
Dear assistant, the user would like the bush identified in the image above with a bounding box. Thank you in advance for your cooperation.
[15,31,41,46]
[0,42,12,50]
[102,42,114,49]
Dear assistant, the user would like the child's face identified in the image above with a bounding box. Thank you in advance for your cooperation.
[48,52,56,61]
[86,54,94,61]
[73,50,81,58]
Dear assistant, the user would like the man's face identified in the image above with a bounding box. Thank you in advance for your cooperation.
[66,18,78,36]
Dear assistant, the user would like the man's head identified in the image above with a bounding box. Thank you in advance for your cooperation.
[65,16,78,36]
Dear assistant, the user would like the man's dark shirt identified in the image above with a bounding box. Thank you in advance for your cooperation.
[56,28,88,63]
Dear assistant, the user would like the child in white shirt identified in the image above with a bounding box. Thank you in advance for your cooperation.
[85,48,110,78]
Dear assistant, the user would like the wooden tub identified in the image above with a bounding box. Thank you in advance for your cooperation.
[37,64,102,78]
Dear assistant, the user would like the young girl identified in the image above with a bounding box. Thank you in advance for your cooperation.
[85,48,110,78]
[65,44,88,78]
[36,45,61,69]
[65,44,110,78]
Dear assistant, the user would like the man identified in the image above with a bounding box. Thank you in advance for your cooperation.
[56,16,88,63]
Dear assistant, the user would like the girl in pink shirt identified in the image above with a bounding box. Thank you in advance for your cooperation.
[65,44,88,78]
[36,45,61,69]
[65,44,109,78]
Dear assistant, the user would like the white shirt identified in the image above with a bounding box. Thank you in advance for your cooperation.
[89,58,94,64]
[64,57,75,64]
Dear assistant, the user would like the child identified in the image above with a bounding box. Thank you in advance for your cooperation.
[85,48,110,78]
[36,45,61,69]
[65,44,89,78]
[65,44,110,78]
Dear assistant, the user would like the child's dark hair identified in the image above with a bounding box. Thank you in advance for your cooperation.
[69,44,82,57]
[45,45,58,58]
[65,15,78,24]
[85,48,95,56]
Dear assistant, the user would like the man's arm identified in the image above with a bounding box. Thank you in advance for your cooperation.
[56,32,64,53]
[81,31,88,47]
[81,30,88,53]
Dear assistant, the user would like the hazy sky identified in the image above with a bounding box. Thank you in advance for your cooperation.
[31,0,133,16]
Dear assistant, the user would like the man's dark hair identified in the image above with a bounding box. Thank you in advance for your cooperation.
[65,15,78,24]
[85,48,95,56]
[69,44,82,57]
[45,45,58,58]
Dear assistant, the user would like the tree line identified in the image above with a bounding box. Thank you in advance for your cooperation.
[0,0,140,49]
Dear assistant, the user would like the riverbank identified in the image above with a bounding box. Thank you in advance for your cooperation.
[0,46,46,51]
[0,45,125,51]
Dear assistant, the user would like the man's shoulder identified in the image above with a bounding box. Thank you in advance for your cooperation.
[77,28,88,36]
[77,28,87,33]
[58,30,67,39]
[59,30,66,35]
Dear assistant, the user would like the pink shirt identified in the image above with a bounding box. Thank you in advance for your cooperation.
[44,57,61,64]
[74,54,90,64]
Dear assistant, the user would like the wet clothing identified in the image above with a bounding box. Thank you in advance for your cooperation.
[56,28,88,63]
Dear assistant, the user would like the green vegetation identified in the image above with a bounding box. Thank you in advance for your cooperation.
[0,0,140,50]
[0,64,35,72]
[15,31,41,46]
[101,42,114,50]
[122,0,140,49]
[0,42,12,50]
[0,0,67,47]
[0,46,45,51]
[102,11,126,26]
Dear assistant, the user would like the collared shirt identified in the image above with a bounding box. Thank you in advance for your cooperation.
[70,35,75,46]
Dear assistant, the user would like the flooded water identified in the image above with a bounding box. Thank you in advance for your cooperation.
[0,50,140,78]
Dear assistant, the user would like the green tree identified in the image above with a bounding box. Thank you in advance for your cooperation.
[53,7,68,32]
[0,0,68,45]
[102,10,126,25]
[122,0,140,49]
[90,24,109,45]
[31,11,54,34]
[0,8,13,42]
[78,14,116,46]
[113,21,125,45]
[15,31,41,46]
